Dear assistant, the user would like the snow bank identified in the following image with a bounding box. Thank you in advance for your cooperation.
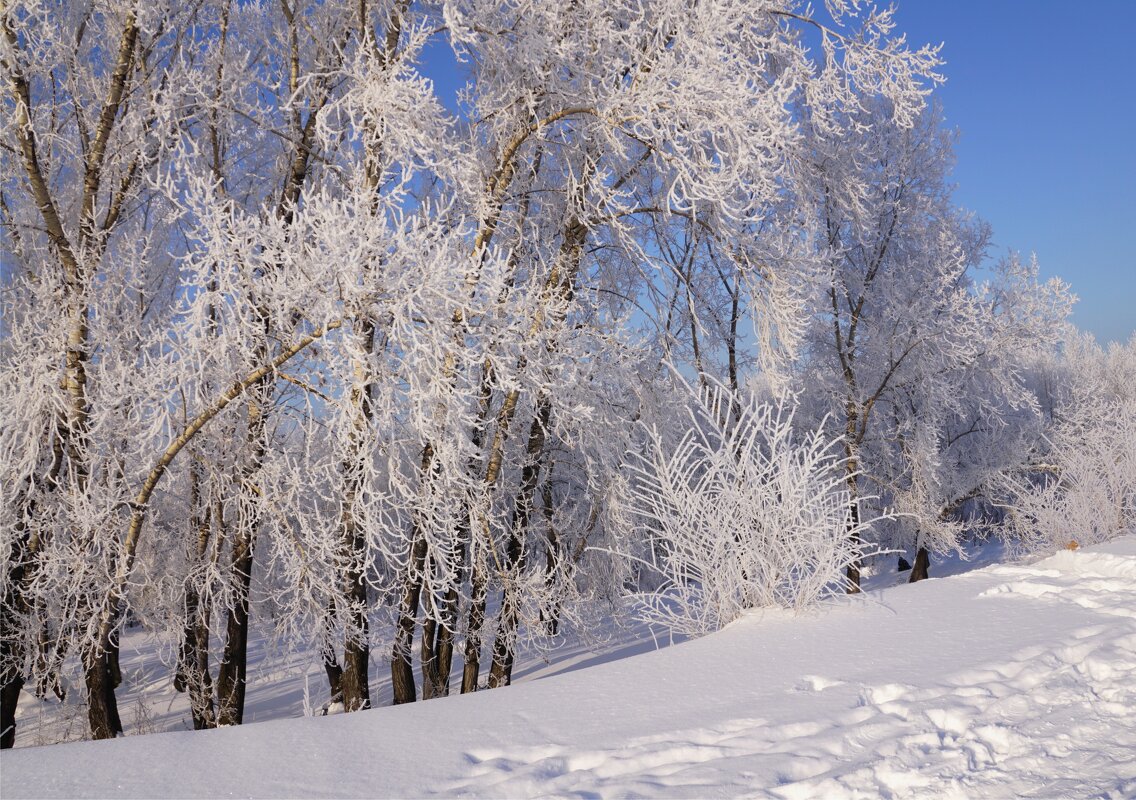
[3,538,1135,798]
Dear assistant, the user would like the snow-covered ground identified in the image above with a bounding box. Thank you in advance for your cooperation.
[4,537,1135,799]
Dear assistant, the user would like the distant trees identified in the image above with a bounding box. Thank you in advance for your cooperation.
[2,0,1122,751]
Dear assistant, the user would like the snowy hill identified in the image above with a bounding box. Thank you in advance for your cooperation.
[4,538,1135,799]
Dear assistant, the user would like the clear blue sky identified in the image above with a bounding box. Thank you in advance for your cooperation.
[893,1,1136,345]
[421,3,1135,345]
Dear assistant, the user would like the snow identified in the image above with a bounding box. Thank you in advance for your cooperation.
[4,538,1136,799]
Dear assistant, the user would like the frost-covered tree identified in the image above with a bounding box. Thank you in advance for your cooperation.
[797,98,1072,588]
[1003,335,1136,554]
[3,0,950,745]
[1,0,208,743]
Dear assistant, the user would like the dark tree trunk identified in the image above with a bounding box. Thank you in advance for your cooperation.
[33,625,67,701]
[437,587,460,697]
[322,644,343,710]
[0,672,22,749]
[337,493,370,712]
[461,566,487,694]
[538,481,561,636]
[339,591,370,712]
[0,557,28,746]
[336,317,376,713]
[430,376,493,700]
[175,589,216,730]
[107,625,122,688]
[320,597,344,710]
[186,611,216,730]
[184,487,220,730]
[487,531,525,689]
[215,531,254,727]
[2,535,30,749]
[434,589,458,695]
[174,586,214,723]
[83,646,123,740]
[215,367,271,727]
[391,443,437,705]
[176,465,211,695]
[488,397,552,689]
[420,581,458,699]
[391,532,427,704]
[908,546,931,583]
[845,499,862,594]
[420,612,440,699]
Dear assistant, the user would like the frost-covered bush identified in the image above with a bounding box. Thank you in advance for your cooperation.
[1004,336,1136,555]
[1004,400,1136,555]
[623,383,866,635]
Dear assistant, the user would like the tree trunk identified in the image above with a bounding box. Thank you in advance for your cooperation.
[0,540,29,747]
[0,673,22,750]
[186,610,216,730]
[178,486,217,728]
[464,214,588,692]
[106,624,122,688]
[215,529,254,726]
[538,481,561,636]
[336,493,371,712]
[335,318,377,712]
[425,363,496,700]
[83,645,123,740]
[321,615,344,710]
[908,546,930,583]
[488,397,552,689]
[391,456,431,704]
[420,583,458,699]
[390,506,431,704]
[339,569,370,712]
[844,464,862,594]
[461,565,488,694]
[1,523,32,749]
[420,611,440,699]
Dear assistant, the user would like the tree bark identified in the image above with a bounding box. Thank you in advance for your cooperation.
[843,441,863,593]
[908,546,930,583]
[1,528,32,748]
[1,509,33,749]
[321,609,344,710]
[391,443,435,705]
[215,524,254,727]
[338,518,371,712]
[538,481,562,636]
[83,645,123,740]
[175,465,217,728]
[461,568,488,694]
[334,316,377,712]
[461,384,526,692]
[420,583,458,699]
[488,397,552,689]
[0,673,22,750]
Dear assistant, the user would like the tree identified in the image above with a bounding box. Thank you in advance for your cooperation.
[797,96,1073,588]
[2,0,947,744]
[2,0,205,742]
[1003,335,1136,554]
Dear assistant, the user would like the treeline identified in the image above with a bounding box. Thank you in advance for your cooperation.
[2,0,1133,749]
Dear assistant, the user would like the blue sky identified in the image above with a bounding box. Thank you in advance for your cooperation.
[420,2,1134,345]
[893,1,1136,345]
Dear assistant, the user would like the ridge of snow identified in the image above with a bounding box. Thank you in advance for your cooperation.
[3,537,1135,799]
